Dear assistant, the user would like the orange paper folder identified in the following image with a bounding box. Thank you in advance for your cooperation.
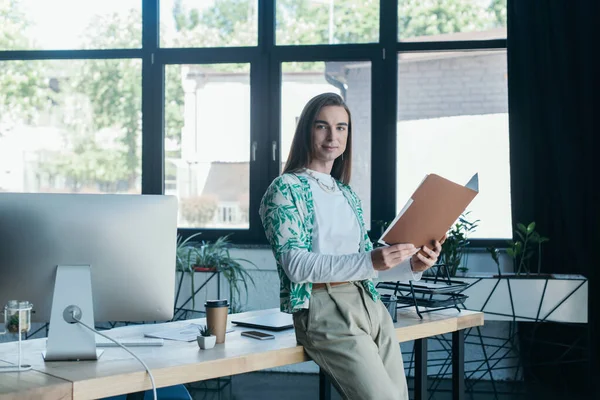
[378,173,479,248]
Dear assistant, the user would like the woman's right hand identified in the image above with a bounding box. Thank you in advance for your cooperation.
[371,244,418,271]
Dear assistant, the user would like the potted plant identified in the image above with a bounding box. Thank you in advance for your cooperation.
[486,222,550,277]
[374,213,478,277]
[175,233,256,312]
[176,232,204,309]
[459,222,586,323]
[438,213,479,276]
[461,223,586,390]
[196,325,216,349]
[6,314,21,334]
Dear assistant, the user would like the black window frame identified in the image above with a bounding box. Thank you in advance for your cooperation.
[0,0,509,248]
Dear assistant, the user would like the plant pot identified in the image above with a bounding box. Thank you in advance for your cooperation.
[459,273,588,322]
[197,335,216,349]
[491,272,555,279]
[193,266,217,272]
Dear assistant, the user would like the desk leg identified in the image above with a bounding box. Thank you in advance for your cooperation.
[452,330,465,400]
[414,338,428,400]
[319,367,331,400]
[126,392,145,400]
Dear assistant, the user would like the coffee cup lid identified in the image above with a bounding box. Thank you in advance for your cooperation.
[204,299,229,308]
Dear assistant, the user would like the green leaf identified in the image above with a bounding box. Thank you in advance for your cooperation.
[527,222,536,234]
[523,250,535,260]
[486,247,500,265]
[517,223,528,234]
[514,241,523,252]
[515,231,525,241]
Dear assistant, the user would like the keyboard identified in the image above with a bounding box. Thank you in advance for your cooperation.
[95,337,164,347]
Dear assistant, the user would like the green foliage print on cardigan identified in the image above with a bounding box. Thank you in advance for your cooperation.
[259,173,379,313]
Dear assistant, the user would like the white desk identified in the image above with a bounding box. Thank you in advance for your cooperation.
[0,308,483,400]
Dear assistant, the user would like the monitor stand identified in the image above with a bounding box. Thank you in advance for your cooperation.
[43,265,103,361]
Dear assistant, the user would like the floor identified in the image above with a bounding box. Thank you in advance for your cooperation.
[184,372,585,400]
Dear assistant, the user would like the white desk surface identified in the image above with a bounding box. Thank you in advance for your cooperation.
[0,359,71,400]
[0,308,483,400]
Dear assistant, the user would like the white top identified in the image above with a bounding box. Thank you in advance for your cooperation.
[280,169,421,285]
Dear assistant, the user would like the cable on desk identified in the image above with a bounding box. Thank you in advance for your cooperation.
[71,313,157,400]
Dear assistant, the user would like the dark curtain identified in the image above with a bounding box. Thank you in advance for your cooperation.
[507,0,599,397]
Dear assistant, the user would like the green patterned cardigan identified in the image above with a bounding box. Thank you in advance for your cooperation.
[259,173,380,314]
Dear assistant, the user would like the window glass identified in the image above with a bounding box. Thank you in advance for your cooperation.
[398,0,507,41]
[164,63,250,229]
[281,61,372,229]
[0,0,141,50]
[160,0,258,48]
[396,50,511,238]
[276,0,379,45]
[0,59,142,193]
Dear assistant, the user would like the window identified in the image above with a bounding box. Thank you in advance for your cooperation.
[0,0,141,50]
[398,0,507,41]
[0,1,508,243]
[396,50,511,238]
[218,204,239,224]
[165,63,251,229]
[276,0,380,45]
[160,0,258,48]
[0,59,142,194]
[281,61,372,228]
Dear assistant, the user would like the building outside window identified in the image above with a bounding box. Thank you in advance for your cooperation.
[0,0,508,244]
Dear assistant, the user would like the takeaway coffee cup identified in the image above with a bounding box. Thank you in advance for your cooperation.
[205,299,229,344]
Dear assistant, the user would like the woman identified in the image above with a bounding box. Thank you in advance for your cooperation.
[259,93,443,400]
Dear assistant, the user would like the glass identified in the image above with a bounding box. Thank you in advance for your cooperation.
[164,63,251,229]
[398,0,507,41]
[281,61,372,229]
[160,0,258,48]
[276,0,379,45]
[396,50,511,239]
[0,59,142,194]
[2,300,32,334]
[0,0,141,50]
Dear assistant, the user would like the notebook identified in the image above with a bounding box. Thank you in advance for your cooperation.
[231,312,294,331]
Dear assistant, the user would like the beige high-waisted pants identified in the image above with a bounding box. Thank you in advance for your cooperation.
[293,282,409,400]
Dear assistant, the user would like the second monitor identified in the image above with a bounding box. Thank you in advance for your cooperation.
[0,192,178,360]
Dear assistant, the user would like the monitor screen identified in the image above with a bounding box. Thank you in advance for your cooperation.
[0,193,177,323]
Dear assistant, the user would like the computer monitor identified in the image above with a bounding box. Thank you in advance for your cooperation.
[0,192,177,361]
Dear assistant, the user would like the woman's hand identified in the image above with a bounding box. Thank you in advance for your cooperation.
[410,235,447,273]
[371,244,419,271]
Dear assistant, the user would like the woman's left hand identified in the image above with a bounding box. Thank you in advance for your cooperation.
[410,234,447,273]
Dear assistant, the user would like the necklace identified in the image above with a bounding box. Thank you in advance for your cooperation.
[305,170,337,193]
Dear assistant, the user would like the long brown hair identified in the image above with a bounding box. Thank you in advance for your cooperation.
[282,92,352,184]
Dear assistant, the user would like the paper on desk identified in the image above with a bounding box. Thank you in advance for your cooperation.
[144,324,235,342]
